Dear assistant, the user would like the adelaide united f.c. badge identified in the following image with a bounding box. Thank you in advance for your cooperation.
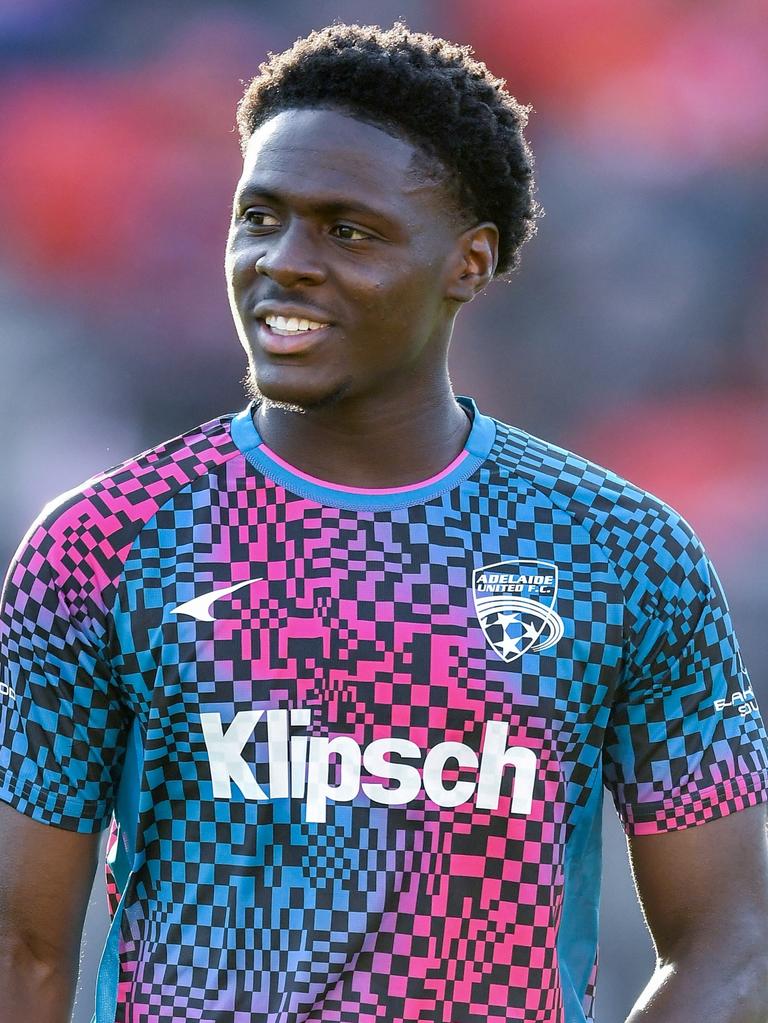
[473,559,564,663]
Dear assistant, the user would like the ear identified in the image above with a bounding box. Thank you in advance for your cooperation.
[445,222,499,303]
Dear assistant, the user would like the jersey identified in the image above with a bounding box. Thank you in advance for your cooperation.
[1,395,767,1023]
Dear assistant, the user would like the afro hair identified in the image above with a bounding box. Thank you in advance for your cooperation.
[236,22,541,277]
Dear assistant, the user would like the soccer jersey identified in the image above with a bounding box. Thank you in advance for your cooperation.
[1,396,767,1023]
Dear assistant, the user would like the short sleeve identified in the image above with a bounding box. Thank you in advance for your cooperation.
[0,512,131,833]
[603,519,768,836]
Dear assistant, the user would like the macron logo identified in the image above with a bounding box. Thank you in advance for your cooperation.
[170,577,263,623]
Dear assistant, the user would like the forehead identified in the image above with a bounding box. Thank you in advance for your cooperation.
[236,107,444,215]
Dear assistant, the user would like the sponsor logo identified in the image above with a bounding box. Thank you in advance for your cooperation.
[200,708,538,823]
[715,687,759,717]
[0,680,16,701]
[473,559,564,662]
[170,577,263,622]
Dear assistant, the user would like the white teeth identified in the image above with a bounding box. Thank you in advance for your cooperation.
[264,314,328,333]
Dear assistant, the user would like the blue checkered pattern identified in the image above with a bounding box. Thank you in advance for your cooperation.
[1,397,766,1023]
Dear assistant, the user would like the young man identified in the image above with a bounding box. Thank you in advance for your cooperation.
[1,22,766,1023]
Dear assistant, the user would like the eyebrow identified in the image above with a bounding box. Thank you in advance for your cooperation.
[233,185,393,223]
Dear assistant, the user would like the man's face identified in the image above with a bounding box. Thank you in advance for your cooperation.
[225,107,468,411]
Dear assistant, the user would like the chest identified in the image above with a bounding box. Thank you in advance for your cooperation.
[110,494,623,820]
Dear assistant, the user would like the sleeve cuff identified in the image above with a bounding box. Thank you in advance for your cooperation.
[0,767,113,833]
[617,769,768,836]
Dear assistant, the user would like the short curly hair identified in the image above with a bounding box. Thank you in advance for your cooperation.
[236,22,541,277]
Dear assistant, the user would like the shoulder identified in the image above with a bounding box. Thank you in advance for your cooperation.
[4,412,241,618]
[488,417,712,615]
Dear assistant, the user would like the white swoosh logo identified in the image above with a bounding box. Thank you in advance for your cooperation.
[170,577,263,622]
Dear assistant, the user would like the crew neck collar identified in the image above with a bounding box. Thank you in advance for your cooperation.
[229,395,496,511]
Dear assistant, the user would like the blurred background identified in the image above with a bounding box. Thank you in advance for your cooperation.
[1,0,766,1019]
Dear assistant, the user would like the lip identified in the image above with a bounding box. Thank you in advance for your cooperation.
[253,301,335,324]
[255,318,333,355]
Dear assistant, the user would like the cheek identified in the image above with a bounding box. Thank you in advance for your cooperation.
[364,256,438,311]
[367,262,443,329]
[349,277,443,371]
[225,231,255,286]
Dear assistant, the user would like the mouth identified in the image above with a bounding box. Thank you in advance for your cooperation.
[255,314,333,355]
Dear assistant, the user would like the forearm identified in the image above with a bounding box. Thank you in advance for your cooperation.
[0,941,78,1023]
[625,953,768,1023]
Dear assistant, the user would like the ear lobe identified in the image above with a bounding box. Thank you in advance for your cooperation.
[447,223,499,303]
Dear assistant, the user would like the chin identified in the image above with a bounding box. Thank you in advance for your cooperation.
[244,363,352,413]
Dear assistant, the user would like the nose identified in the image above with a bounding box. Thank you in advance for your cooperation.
[254,220,326,288]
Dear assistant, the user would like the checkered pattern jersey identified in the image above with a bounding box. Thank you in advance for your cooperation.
[1,396,766,1023]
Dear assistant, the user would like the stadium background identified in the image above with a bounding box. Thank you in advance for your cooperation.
[0,0,766,1019]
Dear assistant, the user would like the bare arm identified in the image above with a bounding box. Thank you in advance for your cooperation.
[624,802,768,1022]
[0,802,102,1023]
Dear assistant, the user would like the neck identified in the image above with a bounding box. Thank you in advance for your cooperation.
[252,376,471,489]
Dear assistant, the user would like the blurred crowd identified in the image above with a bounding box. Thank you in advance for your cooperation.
[1,1,766,1019]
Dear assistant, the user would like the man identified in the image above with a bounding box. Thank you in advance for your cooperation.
[1,22,766,1023]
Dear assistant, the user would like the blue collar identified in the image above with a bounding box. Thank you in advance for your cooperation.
[229,395,496,511]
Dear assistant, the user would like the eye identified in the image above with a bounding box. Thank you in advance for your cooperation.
[331,224,371,241]
[242,209,280,228]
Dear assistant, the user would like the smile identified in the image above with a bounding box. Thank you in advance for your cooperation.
[256,317,333,355]
[265,314,329,335]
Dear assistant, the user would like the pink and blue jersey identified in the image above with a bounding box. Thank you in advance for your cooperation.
[1,396,767,1023]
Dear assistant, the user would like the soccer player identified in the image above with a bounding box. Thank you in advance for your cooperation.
[1,22,767,1023]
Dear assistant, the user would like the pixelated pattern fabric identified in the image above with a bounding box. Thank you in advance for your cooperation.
[1,398,767,1023]
[0,417,235,831]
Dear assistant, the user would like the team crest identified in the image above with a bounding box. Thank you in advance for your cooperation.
[473,559,565,663]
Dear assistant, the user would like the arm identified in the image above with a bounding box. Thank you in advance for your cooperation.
[0,802,102,1023]
[624,802,768,1023]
